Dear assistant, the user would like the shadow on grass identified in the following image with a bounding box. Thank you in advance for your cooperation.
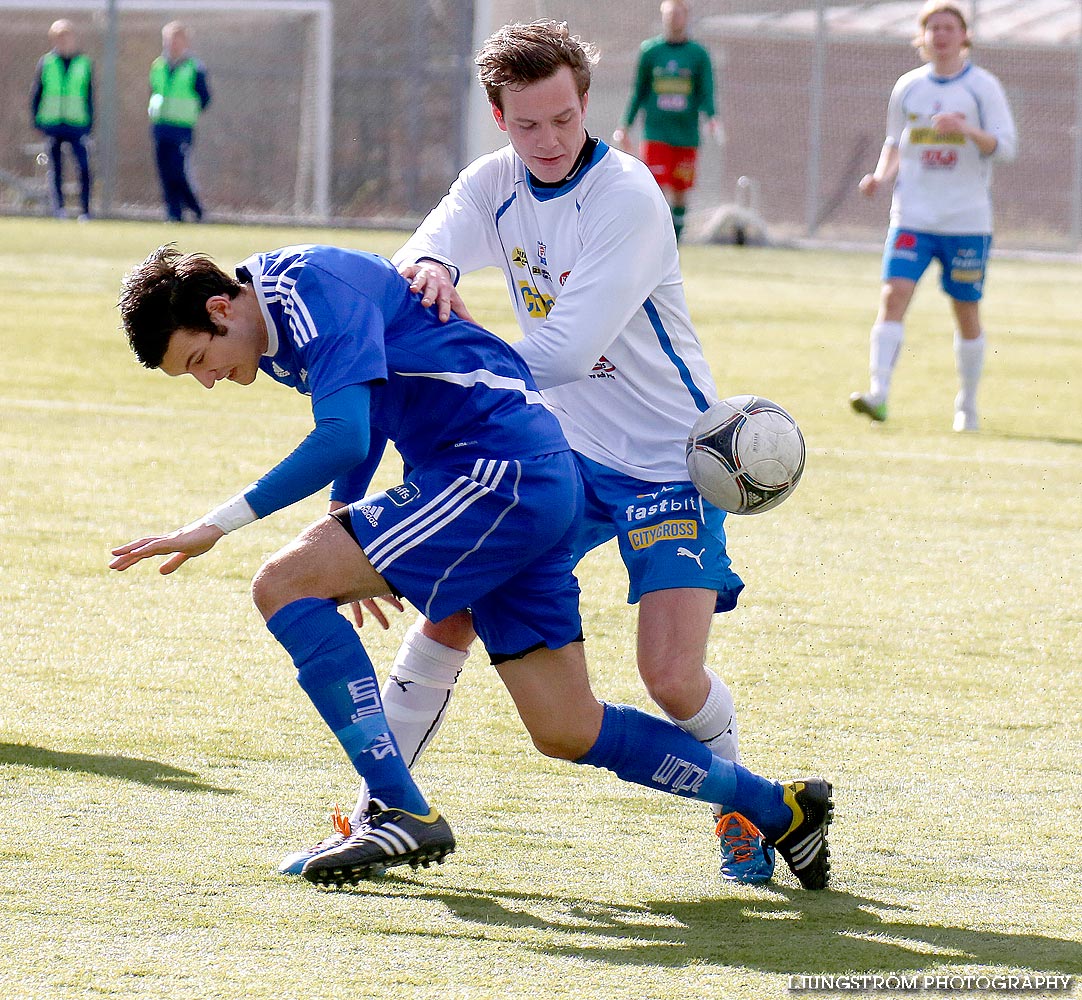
[0,742,236,794]
[367,879,1082,977]
[991,432,1082,448]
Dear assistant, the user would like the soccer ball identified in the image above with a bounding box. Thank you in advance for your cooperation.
[685,395,805,515]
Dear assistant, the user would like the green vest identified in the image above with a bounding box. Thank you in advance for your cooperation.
[148,57,201,127]
[36,52,92,128]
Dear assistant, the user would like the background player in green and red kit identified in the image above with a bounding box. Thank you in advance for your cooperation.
[613,0,720,241]
[285,21,787,888]
[851,0,1016,432]
[109,243,833,890]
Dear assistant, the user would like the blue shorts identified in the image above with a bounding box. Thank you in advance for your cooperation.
[882,228,991,301]
[338,452,584,662]
[571,454,745,613]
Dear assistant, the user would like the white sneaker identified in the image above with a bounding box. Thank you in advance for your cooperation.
[953,394,978,432]
[953,410,978,432]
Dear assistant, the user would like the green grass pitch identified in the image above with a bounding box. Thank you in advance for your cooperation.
[0,216,1079,1000]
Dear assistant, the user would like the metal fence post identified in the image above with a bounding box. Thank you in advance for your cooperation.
[805,0,826,237]
[1073,0,1082,247]
[97,0,119,217]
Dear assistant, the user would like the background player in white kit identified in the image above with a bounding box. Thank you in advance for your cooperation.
[851,0,1016,432]
[290,20,778,886]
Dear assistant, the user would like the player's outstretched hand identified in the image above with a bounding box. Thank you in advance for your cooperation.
[399,261,475,324]
[109,522,225,575]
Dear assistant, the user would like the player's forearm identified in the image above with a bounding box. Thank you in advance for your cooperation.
[205,493,257,533]
[244,412,370,520]
[329,429,388,505]
[512,330,599,388]
[971,120,1016,161]
[872,143,899,183]
[968,128,999,157]
[212,385,372,528]
[513,273,653,388]
[515,198,668,388]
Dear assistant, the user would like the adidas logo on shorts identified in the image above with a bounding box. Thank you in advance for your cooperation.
[359,504,383,526]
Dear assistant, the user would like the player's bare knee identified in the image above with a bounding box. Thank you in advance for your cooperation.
[641,678,689,719]
[251,550,309,620]
[880,280,913,320]
[637,659,698,718]
[251,558,284,619]
[636,658,679,705]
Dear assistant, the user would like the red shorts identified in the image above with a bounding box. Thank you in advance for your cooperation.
[641,141,698,192]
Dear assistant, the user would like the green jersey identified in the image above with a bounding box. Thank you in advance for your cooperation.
[622,37,716,149]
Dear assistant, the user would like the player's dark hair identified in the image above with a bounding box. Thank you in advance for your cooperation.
[118,245,242,368]
[476,20,599,111]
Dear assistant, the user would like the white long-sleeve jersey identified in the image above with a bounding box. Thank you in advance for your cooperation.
[392,140,718,483]
[886,61,1017,234]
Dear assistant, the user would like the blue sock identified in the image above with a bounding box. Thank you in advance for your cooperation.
[266,597,430,816]
[575,703,791,836]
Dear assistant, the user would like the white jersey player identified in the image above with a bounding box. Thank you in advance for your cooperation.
[852,0,1016,432]
[886,61,1015,235]
[395,137,715,484]
[291,20,780,887]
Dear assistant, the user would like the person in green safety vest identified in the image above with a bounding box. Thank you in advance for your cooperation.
[30,19,94,220]
[613,0,721,243]
[149,21,211,222]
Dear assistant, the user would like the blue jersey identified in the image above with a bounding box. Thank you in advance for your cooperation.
[241,244,567,466]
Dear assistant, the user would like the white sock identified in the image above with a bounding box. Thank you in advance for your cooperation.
[349,624,467,825]
[954,330,985,412]
[666,669,739,815]
[869,320,904,403]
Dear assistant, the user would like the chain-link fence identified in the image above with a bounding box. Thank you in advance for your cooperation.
[487,0,1082,252]
[0,0,475,223]
[3,0,1080,251]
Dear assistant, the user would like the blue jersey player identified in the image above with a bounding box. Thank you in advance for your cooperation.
[109,244,833,889]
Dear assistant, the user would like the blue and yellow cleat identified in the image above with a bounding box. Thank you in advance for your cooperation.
[716,811,776,885]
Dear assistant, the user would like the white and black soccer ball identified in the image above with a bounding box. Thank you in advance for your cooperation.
[685,395,805,515]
